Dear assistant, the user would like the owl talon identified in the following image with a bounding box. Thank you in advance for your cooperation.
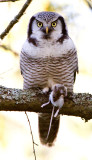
[42,87,49,94]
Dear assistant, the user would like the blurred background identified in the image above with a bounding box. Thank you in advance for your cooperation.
[0,0,92,159]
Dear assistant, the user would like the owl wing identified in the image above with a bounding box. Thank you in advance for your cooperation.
[20,40,33,77]
[58,38,79,94]
[20,51,24,76]
[20,49,30,77]
[65,38,79,84]
[72,49,79,83]
[74,62,78,83]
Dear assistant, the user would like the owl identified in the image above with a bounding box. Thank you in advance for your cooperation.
[20,11,78,146]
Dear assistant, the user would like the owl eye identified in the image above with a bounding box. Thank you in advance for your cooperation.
[51,21,57,27]
[37,21,43,28]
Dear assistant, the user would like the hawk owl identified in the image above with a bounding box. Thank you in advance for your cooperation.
[20,11,78,146]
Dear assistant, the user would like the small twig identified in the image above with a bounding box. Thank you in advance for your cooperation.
[0,44,18,55]
[25,111,37,160]
[0,68,14,77]
[0,0,32,39]
[0,0,19,2]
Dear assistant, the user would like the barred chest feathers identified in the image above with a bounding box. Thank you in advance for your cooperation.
[21,37,76,58]
[20,37,77,92]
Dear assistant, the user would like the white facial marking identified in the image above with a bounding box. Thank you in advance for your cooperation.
[21,37,75,58]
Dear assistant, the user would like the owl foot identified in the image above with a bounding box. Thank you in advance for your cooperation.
[42,87,49,94]
[41,87,50,107]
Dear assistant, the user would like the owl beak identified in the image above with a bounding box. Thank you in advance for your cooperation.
[46,26,49,34]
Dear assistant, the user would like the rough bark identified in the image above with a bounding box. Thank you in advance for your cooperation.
[0,85,92,121]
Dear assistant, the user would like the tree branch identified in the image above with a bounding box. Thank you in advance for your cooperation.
[0,86,92,121]
[0,0,32,40]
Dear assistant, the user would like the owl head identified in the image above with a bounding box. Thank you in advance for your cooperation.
[27,11,68,42]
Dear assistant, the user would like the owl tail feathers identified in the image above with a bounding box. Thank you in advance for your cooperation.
[38,113,60,147]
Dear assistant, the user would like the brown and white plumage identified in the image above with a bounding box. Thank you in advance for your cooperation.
[20,11,78,146]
